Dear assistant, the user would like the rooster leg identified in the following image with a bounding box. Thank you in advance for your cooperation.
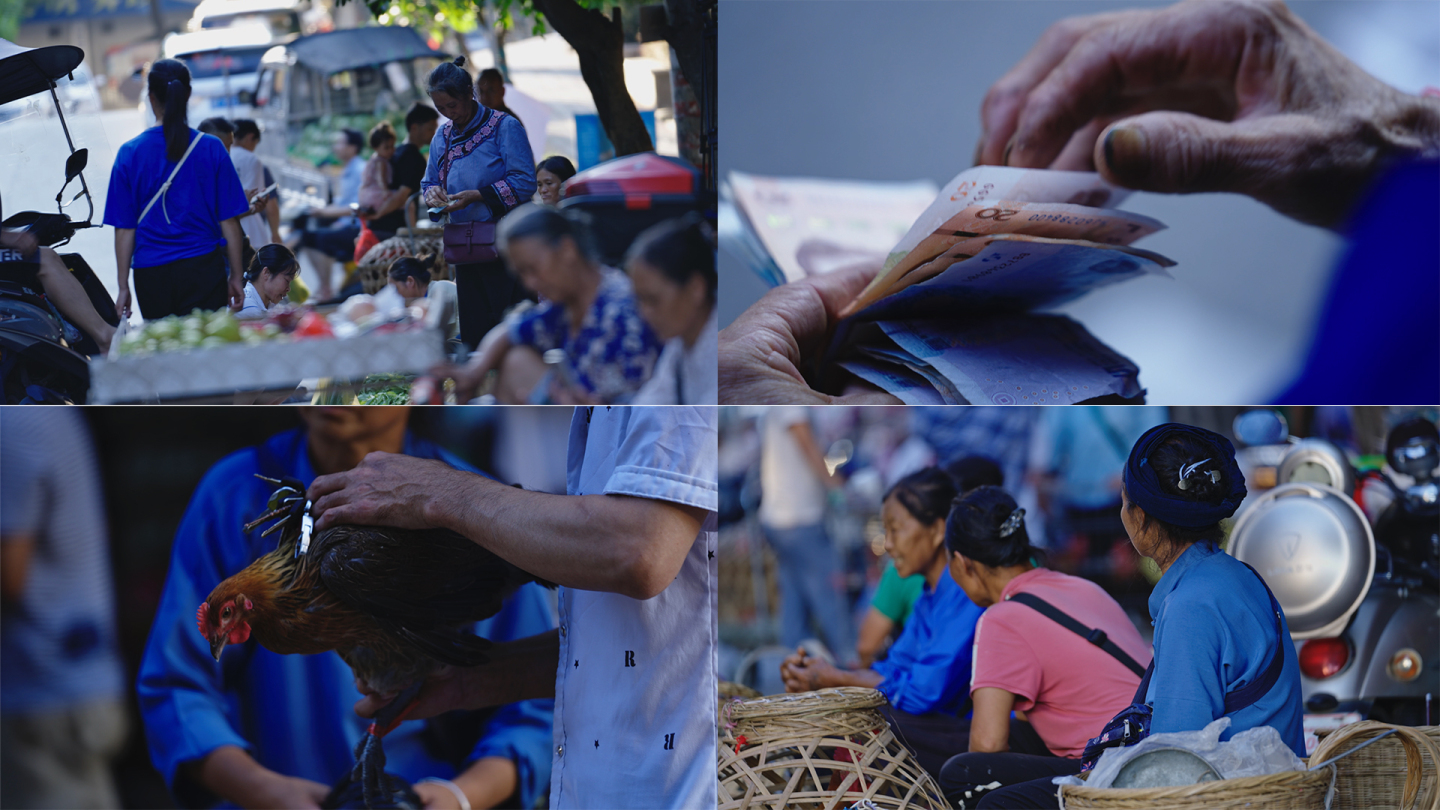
[348,681,425,809]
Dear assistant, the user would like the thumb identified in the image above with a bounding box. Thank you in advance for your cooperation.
[1096,111,1301,198]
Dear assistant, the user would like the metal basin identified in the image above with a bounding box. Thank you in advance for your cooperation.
[1277,439,1356,495]
[1229,483,1374,639]
[1112,747,1222,788]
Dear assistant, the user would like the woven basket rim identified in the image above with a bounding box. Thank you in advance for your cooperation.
[723,687,886,721]
[1060,765,1331,798]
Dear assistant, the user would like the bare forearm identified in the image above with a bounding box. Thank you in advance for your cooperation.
[221,219,244,280]
[828,667,883,689]
[423,472,702,598]
[455,757,519,810]
[0,534,35,603]
[373,185,414,219]
[114,228,134,286]
[466,630,560,706]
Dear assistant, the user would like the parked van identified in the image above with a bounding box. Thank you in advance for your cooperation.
[161,25,277,122]
[249,26,448,214]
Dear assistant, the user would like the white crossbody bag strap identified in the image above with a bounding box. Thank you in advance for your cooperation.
[138,131,204,226]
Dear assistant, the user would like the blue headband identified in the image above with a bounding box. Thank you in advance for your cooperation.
[1123,423,1246,528]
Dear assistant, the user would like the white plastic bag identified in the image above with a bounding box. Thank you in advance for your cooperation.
[1053,718,1305,790]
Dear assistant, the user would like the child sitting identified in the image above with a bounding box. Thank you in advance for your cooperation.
[358,121,396,216]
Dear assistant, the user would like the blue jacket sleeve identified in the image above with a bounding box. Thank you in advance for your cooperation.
[136,450,266,805]
[872,597,983,715]
[465,583,555,809]
[421,125,446,197]
[478,116,535,218]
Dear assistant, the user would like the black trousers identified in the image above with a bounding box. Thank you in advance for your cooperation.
[454,259,533,351]
[133,248,228,320]
[940,751,1084,809]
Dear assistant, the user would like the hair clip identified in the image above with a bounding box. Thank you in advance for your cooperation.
[998,507,1025,538]
[1176,458,1214,491]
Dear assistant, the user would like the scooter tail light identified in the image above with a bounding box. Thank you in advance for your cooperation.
[1299,637,1350,680]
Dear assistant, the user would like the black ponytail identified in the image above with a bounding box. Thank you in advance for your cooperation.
[624,212,718,303]
[246,244,297,283]
[148,59,193,161]
[945,485,1045,568]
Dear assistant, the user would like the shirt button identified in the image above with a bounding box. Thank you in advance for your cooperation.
[560,624,567,637]
[556,745,564,756]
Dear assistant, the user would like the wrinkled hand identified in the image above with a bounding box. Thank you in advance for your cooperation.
[308,451,468,531]
[354,665,477,723]
[423,186,450,208]
[779,647,832,693]
[115,286,132,320]
[442,189,482,213]
[976,0,1440,229]
[227,276,246,311]
[719,260,902,405]
[428,360,486,404]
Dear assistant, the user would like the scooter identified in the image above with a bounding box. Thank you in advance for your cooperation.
[0,39,118,403]
[1230,412,1438,736]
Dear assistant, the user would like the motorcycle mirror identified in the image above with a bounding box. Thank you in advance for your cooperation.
[64,149,89,182]
[1233,409,1289,447]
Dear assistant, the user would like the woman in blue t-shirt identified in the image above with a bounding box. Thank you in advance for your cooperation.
[778,467,985,779]
[104,59,250,321]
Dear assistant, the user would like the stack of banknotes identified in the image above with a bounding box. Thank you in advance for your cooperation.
[723,166,1178,404]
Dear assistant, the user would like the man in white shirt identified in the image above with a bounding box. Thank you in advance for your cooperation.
[760,407,854,662]
[307,407,719,809]
[198,118,269,249]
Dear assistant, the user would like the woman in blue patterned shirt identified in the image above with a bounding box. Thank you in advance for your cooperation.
[439,203,662,403]
[421,57,536,350]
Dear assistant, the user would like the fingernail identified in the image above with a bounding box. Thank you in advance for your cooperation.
[1104,127,1148,180]
[1001,136,1017,167]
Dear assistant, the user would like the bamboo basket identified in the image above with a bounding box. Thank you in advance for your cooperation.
[1058,768,1333,810]
[356,231,449,294]
[1307,722,1440,810]
[717,687,949,810]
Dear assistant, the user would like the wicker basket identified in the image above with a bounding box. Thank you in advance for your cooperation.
[1308,722,1440,810]
[356,231,449,295]
[1058,767,1333,809]
[717,687,949,810]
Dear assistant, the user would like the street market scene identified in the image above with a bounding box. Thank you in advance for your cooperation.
[1,0,716,404]
[717,405,1439,808]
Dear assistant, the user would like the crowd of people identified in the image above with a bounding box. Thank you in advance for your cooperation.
[735,407,1317,808]
[93,53,715,403]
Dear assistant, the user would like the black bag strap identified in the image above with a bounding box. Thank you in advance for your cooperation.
[1222,561,1288,714]
[1007,592,1147,677]
[1133,660,1155,704]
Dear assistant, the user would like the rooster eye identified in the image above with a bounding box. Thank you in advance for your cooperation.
[221,606,232,620]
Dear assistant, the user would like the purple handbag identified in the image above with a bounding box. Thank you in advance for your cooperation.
[442,221,497,265]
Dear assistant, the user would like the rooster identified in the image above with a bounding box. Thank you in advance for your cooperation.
[198,475,546,808]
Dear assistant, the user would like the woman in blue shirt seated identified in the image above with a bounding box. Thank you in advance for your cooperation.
[439,204,662,404]
[421,56,536,351]
[104,59,250,320]
[978,423,1304,809]
[779,467,984,778]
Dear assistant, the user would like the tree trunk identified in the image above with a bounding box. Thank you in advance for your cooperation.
[482,0,512,83]
[531,0,653,155]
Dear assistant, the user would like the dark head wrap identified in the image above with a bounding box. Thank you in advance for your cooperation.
[1123,423,1246,527]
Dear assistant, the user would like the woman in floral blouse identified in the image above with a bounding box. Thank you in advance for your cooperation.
[440,203,662,403]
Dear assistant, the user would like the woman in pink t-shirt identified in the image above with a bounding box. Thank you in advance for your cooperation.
[937,486,1151,810]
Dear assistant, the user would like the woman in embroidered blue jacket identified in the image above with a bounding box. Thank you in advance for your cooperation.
[421,56,537,350]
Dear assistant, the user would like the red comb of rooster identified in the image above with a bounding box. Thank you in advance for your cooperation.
[197,602,209,635]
